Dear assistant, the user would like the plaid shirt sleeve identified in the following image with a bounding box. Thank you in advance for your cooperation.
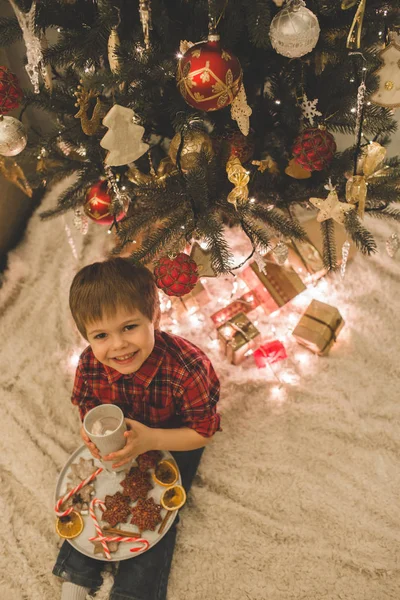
[71,363,100,422]
[178,358,221,438]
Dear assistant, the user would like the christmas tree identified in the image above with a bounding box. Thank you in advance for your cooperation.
[0,0,399,280]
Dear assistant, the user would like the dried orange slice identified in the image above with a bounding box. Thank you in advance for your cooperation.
[152,460,178,487]
[56,511,84,539]
[160,484,186,511]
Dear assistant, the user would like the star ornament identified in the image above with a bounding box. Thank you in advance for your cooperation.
[309,190,355,225]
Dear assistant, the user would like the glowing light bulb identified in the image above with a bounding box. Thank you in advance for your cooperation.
[70,353,80,368]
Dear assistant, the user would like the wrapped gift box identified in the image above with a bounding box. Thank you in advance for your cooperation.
[217,312,260,365]
[174,280,211,314]
[292,299,344,355]
[210,290,262,326]
[272,219,357,282]
[240,260,306,314]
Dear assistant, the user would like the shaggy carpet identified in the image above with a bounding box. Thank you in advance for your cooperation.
[0,178,399,600]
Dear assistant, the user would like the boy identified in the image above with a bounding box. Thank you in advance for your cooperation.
[53,257,221,600]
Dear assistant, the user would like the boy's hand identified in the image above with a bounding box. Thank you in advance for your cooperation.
[103,419,157,469]
[80,424,101,460]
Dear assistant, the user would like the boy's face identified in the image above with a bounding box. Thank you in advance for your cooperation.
[86,306,155,375]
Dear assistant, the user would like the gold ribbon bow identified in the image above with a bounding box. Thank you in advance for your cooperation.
[345,142,387,217]
[342,0,367,50]
[226,155,249,208]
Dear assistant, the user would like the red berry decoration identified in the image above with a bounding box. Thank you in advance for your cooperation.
[154,253,199,297]
[0,66,23,114]
[292,127,337,172]
[83,180,126,225]
[177,36,242,112]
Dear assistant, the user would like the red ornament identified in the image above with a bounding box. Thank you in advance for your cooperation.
[154,253,199,297]
[213,130,255,164]
[292,127,336,172]
[177,36,242,112]
[0,66,23,114]
[83,180,126,225]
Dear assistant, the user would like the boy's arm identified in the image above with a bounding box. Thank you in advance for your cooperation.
[105,357,220,468]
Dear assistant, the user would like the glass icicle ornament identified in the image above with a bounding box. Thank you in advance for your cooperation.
[340,240,351,278]
[139,0,152,49]
[273,241,289,265]
[269,0,320,59]
[8,0,49,93]
[73,209,89,235]
[386,233,400,258]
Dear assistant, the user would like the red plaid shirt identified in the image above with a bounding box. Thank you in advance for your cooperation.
[71,330,221,438]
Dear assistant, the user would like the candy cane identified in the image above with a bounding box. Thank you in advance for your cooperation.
[89,498,111,560]
[55,467,103,517]
[89,534,149,554]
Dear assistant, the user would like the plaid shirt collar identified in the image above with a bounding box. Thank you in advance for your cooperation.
[102,329,166,387]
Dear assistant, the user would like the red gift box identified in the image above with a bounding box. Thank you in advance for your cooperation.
[253,340,287,368]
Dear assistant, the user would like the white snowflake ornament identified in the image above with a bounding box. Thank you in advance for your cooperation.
[300,94,322,126]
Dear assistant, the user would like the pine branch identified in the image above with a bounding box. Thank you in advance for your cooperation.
[320,219,338,271]
[344,211,377,255]
[366,208,400,223]
[0,17,21,46]
[125,212,188,264]
[250,204,306,240]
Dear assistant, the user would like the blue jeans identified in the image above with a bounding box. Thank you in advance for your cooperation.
[53,448,204,600]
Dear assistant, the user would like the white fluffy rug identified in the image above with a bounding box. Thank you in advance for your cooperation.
[1,178,400,600]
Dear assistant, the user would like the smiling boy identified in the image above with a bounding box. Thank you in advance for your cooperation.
[53,257,221,600]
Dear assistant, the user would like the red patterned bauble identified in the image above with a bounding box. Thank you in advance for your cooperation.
[292,127,337,172]
[214,129,255,164]
[154,253,199,297]
[177,35,242,112]
[0,66,23,114]
[83,180,126,225]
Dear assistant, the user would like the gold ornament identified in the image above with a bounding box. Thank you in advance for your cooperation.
[285,158,311,179]
[310,190,355,225]
[226,155,249,208]
[74,86,106,136]
[108,28,121,74]
[345,142,387,218]
[343,0,367,50]
[0,156,32,197]
[252,156,279,175]
[180,40,194,54]
[139,0,152,49]
[168,130,214,172]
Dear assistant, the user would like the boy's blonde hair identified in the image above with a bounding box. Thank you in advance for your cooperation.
[69,258,160,339]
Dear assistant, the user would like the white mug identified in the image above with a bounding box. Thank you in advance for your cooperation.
[83,404,129,472]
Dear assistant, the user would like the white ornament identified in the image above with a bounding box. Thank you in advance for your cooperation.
[253,251,268,274]
[300,94,322,126]
[73,209,89,235]
[340,240,351,278]
[0,116,27,156]
[231,83,252,136]
[272,241,289,265]
[100,105,149,167]
[370,41,400,109]
[269,0,320,59]
[309,190,355,225]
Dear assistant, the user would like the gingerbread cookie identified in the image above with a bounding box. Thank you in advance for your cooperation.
[120,467,153,502]
[102,492,132,527]
[130,497,162,532]
[136,450,163,472]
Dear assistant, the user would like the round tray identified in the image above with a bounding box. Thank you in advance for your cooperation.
[55,445,181,561]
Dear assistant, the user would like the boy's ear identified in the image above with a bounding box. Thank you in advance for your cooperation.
[153,306,161,330]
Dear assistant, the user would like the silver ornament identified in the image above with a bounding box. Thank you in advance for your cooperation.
[0,116,27,156]
[273,241,289,265]
[269,0,320,59]
[386,233,400,258]
[73,209,89,235]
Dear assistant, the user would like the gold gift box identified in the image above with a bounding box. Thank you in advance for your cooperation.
[217,312,260,365]
[173,280,211,314]
[240,260,306,313]
[284,219,357,282]
[292,299,344,355]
